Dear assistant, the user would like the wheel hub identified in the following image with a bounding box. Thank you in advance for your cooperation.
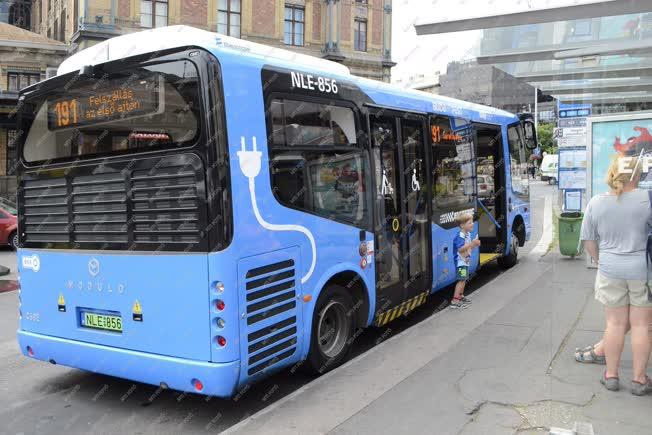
[317,300,349,359]
[512,234,519,256]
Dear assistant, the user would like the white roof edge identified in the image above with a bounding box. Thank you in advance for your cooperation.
[58,25,350,76]
[353,75,515,118]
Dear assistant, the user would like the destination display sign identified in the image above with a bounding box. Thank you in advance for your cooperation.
[47,76,161,130]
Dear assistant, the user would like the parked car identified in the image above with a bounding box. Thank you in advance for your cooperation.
[540,154,558,184]
[477,175,494,198]
[0,199,18,249]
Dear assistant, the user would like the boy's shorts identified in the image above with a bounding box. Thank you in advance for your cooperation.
[456,266,469,281]
[594,271,652,308]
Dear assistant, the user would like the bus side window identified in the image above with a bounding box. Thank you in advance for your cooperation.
[267,98,370,228]
[507,124,529,199]
[430,115,476,228]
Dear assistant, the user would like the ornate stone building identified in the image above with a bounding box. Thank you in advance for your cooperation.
[0,22,66,199]
[32,0,394,81]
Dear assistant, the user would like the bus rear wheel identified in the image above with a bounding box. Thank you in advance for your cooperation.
[498,232,519,269]
[306,284,354,375]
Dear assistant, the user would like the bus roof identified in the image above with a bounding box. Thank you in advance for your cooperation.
[58,25,350,76]
[56,25,517,124]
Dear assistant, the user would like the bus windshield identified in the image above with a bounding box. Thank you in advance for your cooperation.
[22,59,201,163]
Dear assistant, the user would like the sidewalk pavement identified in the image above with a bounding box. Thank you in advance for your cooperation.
[227,251,652,435]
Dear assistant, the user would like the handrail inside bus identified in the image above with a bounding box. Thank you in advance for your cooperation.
[476,198,501,229]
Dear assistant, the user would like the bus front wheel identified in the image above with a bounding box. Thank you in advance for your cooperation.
[306,284,354,375]
[498,232,519,269]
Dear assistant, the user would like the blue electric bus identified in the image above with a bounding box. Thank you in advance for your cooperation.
[16,26,535,397]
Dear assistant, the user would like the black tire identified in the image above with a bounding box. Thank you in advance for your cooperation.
[9,231,17,250]
[498,231,519,269]
[305,284,354,375]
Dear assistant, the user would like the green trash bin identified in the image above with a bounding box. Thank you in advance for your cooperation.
[558,211,583,257]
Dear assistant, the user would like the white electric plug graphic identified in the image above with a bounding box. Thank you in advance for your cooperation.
[238,136,316,285]
[237,136,262,179]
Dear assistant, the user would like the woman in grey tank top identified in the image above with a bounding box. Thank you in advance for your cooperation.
[580,157,652,395]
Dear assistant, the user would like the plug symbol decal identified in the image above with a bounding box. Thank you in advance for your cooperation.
[238,136,317,285]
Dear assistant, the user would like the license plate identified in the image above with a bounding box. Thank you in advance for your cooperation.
[81,312,123,332]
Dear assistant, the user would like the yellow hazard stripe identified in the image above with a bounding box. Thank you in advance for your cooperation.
[375,291,430,327]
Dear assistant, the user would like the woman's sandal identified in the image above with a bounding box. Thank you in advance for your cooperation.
[600,372,620,391]
[574,345,606,365]
[631,377,652,396]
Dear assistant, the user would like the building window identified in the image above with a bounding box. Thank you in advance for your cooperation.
[284,5,304,46]
[140,0,168,28]
[354,19,367,51]
[217,0,241,38]
[60,9,66,42]
[7,72,40,92]
[5,0,32,30]
[7,130,19,176]
[572,19,592,36]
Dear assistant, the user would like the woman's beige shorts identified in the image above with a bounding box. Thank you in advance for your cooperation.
[594,272,652,308]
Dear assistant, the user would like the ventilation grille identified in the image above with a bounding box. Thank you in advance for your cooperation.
[244,259,298,376]
[131,166,201,244]
[19,156,207,250]
[23,177,70,244]
[72,173,128,243]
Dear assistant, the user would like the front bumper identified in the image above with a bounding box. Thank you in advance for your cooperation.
[17,330,240,397]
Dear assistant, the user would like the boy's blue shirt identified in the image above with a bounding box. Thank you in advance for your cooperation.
[453,230,472,267]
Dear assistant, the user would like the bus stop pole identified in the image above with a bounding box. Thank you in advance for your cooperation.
[534,86,538,127]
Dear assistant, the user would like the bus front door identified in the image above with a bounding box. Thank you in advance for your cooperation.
[370,112,431,320]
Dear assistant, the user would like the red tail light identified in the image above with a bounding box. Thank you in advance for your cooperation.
[215,300,225,311]
[217,336,226,347]
[192,378,203,391]
[26,346,34,356]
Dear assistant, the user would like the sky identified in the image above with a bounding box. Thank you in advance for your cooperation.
[390,0,602,84]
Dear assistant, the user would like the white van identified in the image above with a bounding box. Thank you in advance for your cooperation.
[540,153,558,184]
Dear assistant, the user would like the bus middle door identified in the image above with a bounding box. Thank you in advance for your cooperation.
[370,111,431,322]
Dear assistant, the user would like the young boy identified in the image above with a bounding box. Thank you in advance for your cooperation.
[450,213,480,309]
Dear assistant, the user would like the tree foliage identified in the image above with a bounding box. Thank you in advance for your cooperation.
[537,122,556,154]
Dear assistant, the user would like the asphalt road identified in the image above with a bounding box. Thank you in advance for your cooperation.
[0,183,553,434]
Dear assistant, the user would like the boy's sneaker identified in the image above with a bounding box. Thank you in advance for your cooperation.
[460,296,471,305]
[450,299,469,309]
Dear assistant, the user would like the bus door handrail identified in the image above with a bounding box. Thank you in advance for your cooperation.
[476,198,501,229]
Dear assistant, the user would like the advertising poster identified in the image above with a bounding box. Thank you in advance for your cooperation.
[590,117,652,196]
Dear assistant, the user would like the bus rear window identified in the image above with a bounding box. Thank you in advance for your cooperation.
[22,60,201,163]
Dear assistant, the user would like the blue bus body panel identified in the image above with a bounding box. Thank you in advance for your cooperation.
[18,249,212,361]
[216,54,376,377]
[17,330,240,397]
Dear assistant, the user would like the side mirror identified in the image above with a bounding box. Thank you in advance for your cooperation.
[523,120,537,150]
